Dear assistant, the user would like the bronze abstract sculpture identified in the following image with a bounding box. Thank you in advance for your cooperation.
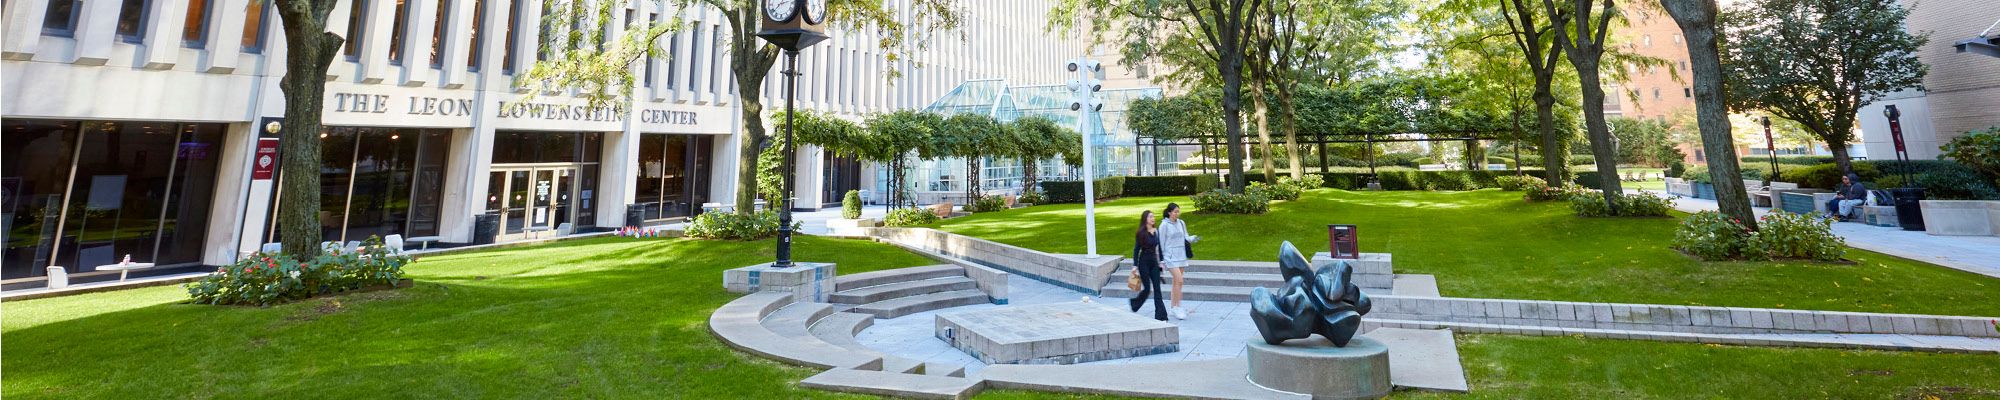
[1250,241,1373,347]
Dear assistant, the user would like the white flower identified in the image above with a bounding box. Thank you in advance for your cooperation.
[288,270,301,279]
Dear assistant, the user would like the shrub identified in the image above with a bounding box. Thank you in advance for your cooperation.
[1940,126,2000,176]
[1495,175,1544,191]
[1191,189,1269,214]
[966,195,1008,212]
[1248,181,1302,201]
[1666,160,1687,180]
[884,207,941,227]
[1569,190,1673,217]
[1125,174,1220,196]
[1568,154,1597,166]
[1291,173,1325,189]
[1785,163,1877,189]
[1376,152,1425,168]
[1574,170,1604,189]
[1018,191,1045,205]
[1878,169,2000,200]
[840,190,863,219]
[685,211,791,240]
[186,237,410,306]
[1040,176,1126,203]
[1680,165,1712,183]
[1526,182,1589,202]
[1673,211,1845,262]
[1749,212,1846,261]
[1673,211,1758,261]
[1417,172,1479,191]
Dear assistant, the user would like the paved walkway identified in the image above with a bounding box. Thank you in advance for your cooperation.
[854,273,1263,376]
[1635,189,2000,279]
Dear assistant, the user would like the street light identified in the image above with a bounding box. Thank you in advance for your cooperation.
[757,0,830,268]
[1066,58,1105,258]
[1761,116,1776,188]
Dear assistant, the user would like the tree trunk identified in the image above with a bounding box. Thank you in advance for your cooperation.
[1534,86,1568,181]
[1222,60,1249,194]
[1573,56,1626,212]
[1662,0,1757,229]
[966,158,981,201]
[273,1,343,260]
[1279,92,1304,179]
[1251,85,1275,182]
[1829,145,1853,180]
[1023,160,1038,196]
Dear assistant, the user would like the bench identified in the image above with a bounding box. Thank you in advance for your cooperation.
[1859,205,1899,227]
[94,262,158,282]
[1742,180,1800,208]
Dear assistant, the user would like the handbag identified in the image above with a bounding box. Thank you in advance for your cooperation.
[1184,240,1194,259]
[1127,268,1143,291]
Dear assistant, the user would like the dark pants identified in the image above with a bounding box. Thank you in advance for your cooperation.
[1129,264,1168,320]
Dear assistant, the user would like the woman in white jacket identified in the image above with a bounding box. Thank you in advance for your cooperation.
[1156,203,1198,320]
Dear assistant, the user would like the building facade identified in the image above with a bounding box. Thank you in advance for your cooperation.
[1858,0,2000,161]
[0,0,1087,286]
[1605,8,1694,122]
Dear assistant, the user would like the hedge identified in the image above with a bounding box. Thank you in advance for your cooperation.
[1125,174,1220,196]
[1300,169,1551,191]
[1040,176,1126,203]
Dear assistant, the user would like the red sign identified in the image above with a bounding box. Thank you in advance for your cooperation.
[1889,119,1907,153]
[252,138,280,180]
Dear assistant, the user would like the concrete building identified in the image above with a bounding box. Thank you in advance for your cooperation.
[1858,0,2000,161]
[1605,8,1694,122]
[0,0,1088,287]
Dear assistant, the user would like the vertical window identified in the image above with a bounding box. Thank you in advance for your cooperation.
[345,0,368,59]
[708,25,720,93]
[1642,35,1652,47]
[389,0,410,65]
[182,0,212,48]
[1684,87,1693,98]
[431,0,451,67]
[665,31,679,88]
[242,0,269,53]
[43,0,81,37]
[117,0,151,44]
[1653,88,1662,100]
[687,26,702,91]
[503,0,519,73]
[469,0,485,70]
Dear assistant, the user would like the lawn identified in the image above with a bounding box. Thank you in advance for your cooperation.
[5,234,1996,399]
[931,189,2000,317]
[0,236,936,399]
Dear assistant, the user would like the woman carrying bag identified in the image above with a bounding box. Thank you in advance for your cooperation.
[1128,210,1168,321]
[1156,203,1198,320]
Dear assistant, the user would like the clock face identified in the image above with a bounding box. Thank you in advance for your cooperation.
[804,0,827,24]
[764,0,797,22]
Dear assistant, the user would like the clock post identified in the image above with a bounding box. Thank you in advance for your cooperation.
[723,0,835,300]
[759,0,828,269]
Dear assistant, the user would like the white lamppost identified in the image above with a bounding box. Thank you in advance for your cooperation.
[1066,59,1105,258]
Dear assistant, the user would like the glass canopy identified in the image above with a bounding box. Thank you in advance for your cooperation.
[897,79,1164,201]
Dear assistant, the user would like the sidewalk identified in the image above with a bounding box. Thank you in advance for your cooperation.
[1637,189,2000,279]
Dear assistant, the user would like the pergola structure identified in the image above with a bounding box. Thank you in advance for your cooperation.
[1140,127,1528,178]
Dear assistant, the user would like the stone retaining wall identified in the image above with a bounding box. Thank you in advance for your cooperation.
[863,227,1123,294]
[1370,295,2000,338]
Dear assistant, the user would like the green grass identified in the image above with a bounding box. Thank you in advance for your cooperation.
[5,233,1996,398]
[0,236,936,399]
[932,189,2000,317]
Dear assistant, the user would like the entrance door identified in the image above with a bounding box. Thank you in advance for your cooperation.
[490,166,577,241]
[822,154,862,208]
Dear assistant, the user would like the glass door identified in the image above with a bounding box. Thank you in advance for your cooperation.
[504,170,531,235]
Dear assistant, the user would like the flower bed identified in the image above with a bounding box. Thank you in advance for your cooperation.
[186,237,411,306]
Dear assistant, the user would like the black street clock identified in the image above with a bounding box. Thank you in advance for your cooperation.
[758,0,828,51]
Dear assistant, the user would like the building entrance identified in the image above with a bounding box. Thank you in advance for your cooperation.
[487,166,583,241]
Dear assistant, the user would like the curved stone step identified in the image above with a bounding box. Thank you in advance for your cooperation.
[835,265,964,291]
[831,277,979,305]
[809,311,878,352]
[761,302,836,339]
[801,368,986,400]
[1099,284,1256,303]
[1107,269,1284,289]
[709,292,883,370]
[851,290,990,319]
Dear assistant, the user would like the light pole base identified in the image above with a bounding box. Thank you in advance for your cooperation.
[725,261,837,303]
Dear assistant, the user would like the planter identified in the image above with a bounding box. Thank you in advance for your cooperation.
[1918,199,2000,236]
[1691,181,1716,199]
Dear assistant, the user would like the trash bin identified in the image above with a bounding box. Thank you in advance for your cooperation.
[473,213,500,245]
[1892,188,1925,231]
[625,204,647,228]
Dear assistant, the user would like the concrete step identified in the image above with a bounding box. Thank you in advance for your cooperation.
[1099,284,1256,303]
[1119,259,1278,275]
[851,290,990,319]
[830,277,978,305]
[807,311,878,352]
[1107,269,1284,289]
[760,302,836,340]
[800,368,985,400]
[835,265,964,291]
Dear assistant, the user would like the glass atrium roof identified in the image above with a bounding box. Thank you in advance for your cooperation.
[923,79,1164,178]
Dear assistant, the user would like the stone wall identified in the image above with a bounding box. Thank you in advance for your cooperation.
[863,227,1123,294]
[1919,200,2000,236]
[1369,295,2000,338]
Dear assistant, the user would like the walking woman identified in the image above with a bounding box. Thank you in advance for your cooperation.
[1129,210,1168,321]
[1157,203,1198,320]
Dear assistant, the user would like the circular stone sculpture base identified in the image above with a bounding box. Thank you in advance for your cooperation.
[1246,336,1392,400]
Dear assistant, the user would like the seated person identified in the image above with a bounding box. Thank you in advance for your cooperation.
[1824,173,1866,221]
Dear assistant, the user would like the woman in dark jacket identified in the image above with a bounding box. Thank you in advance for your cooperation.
[1130,210,1168,321]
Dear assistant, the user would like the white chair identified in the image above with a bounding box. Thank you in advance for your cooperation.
[383,234,406,254]
[321,242,344,254]
[344,241,362,253]
[260,243,283,253]
[556,223,574,236]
